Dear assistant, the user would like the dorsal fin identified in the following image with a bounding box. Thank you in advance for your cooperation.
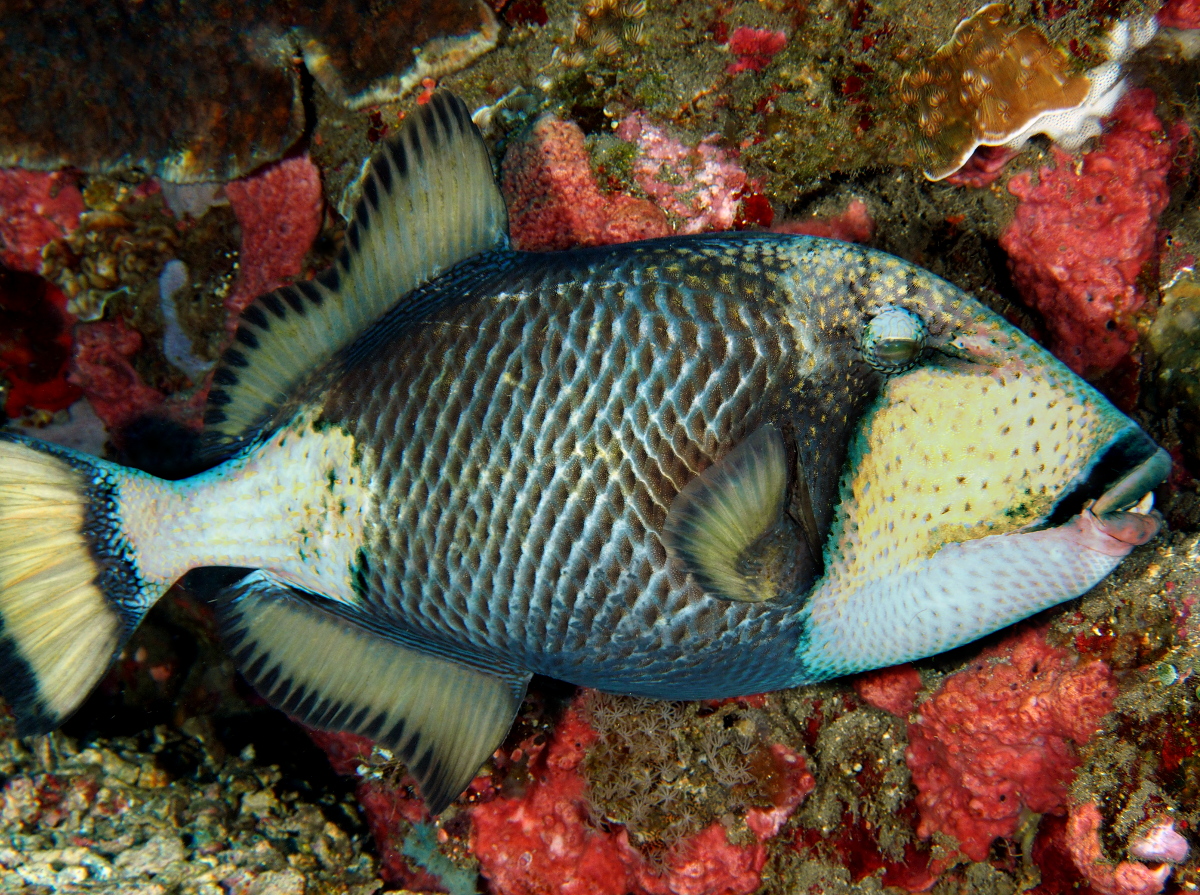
[203,91,509,457]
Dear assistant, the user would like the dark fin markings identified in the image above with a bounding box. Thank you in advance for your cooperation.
[213,572,530,815]
[199,91,510,463]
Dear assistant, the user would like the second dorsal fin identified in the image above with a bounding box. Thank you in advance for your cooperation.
[203,91,509,456]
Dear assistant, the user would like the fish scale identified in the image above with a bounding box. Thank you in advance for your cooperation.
[326,239,846,696]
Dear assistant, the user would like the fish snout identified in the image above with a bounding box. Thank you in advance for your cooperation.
[1070,445,1171,556]
[1077,501,1162,557]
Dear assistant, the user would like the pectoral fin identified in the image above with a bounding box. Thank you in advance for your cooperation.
[215,572,529,814]
[663,424,809,603]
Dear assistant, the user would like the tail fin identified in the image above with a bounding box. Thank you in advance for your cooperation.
[0,433,176,734]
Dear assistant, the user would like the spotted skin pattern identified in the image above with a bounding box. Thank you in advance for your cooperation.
[239,232,1142,699]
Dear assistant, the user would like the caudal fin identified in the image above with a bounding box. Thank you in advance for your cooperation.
[0,433,175,734]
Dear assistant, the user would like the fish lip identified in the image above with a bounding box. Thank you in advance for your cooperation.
[1044,429,1167,528]
[1091,446,1172,518]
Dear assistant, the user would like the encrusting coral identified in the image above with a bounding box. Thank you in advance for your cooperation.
[900,3,1155,181]
[905,625,1117,864]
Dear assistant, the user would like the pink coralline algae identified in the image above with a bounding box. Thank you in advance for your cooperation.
[616,113,748,234]
[999,89,1187,377]
[469,700,801,895]
[744,744,815,840]
[1065,802,1172,895]
[69,320,167,431]
[501,115,671,251]
[0,169,84,273]
[305,728,440,891]
[725,27,788,75]
[223,155,324,321]
[772,198,876,244]
[1159,0,1200,29]
[851,663,922,717]
[905,626,1117,863]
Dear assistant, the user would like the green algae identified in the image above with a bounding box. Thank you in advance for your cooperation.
[401,822,478,895]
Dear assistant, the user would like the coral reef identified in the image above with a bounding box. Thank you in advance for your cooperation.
[900,4,1157,182]
[1146,270,1200,469]
[0,717,381,894]
[615,113,748,233]
[771,198,875,244]
[0,169,83,274]
[851,665,922,719]
[1053,531,1200,893]
[1158,0,1200,29]
[501,114,670,251]
[468,698,808,895]
[1000,89,1186,377]
[1065,801,1170,895]
[553,0,650,69]
[724,27,788,76]
[905,625,1117,863]
[304,730,442,891]
[42,192,180,323]
[69,320,168,432]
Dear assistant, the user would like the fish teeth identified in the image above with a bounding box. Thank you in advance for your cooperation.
[1129,491,1155,515]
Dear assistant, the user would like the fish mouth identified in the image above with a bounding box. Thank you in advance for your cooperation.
[1046,429,1171,527]
[1090,445,1172,518]
[1074,441,1171,554]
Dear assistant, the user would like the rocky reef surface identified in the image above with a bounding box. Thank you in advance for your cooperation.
[3,0,1200,893]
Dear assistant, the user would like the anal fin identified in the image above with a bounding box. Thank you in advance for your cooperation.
[215,572,529,814]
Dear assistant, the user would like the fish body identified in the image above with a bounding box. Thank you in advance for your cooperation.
[0,94,1168,812]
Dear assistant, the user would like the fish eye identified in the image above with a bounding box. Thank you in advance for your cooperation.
[862,307,927,373]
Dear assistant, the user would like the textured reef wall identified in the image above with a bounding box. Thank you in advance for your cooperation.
[3,0,1200,893]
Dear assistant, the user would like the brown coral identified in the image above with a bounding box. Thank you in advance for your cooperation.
[0,0,497,182]
[899,4,1091,181]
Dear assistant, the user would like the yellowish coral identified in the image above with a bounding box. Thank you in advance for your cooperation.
[900,4,1118,181]
[42,207,179,322]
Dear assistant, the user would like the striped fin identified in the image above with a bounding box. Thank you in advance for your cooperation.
[216,572,530,814]
[663,424,809,603]
[203,91,509,457]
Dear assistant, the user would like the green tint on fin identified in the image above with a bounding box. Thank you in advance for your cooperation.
[204,91,509,455]
[216,573,529,814]
[663,424,802,603]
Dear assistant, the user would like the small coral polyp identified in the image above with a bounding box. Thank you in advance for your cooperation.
[901,3,1137,181]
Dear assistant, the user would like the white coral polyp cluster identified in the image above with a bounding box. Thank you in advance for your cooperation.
[1030,15,1159,154]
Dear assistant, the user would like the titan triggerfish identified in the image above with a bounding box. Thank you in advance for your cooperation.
[0,93,1169,812]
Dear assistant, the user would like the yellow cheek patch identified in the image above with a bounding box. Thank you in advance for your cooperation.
[830,362,1126,586]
